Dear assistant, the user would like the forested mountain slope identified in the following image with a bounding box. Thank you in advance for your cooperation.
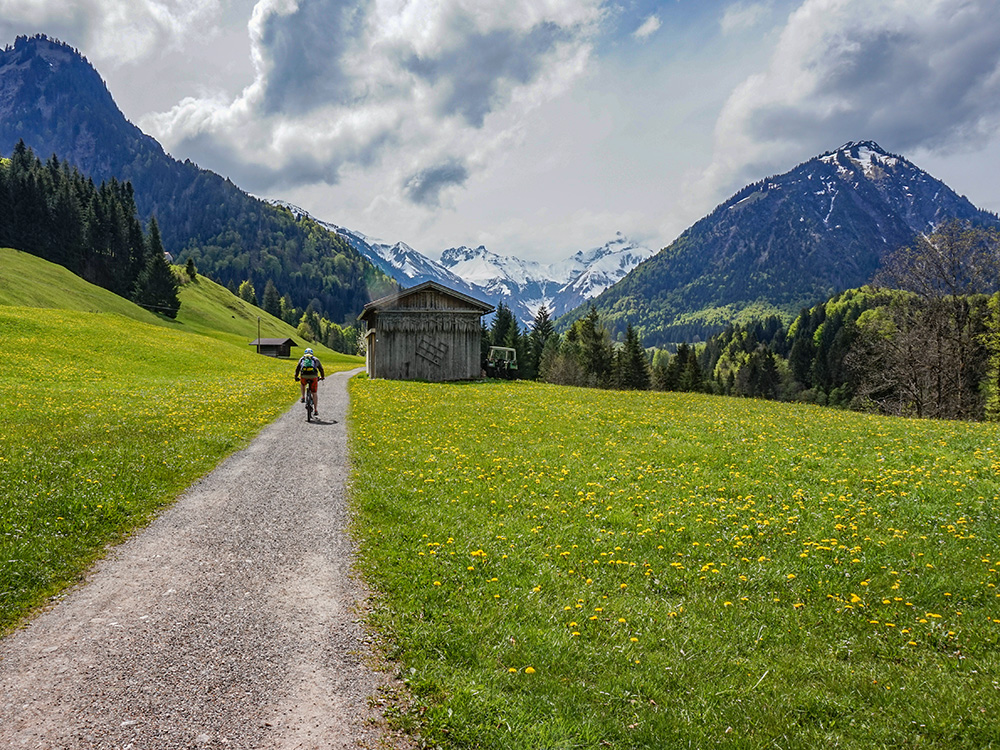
[570,141,999,345]
[0,34,394,323]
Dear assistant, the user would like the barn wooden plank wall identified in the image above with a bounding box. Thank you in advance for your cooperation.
[360,281,493,382]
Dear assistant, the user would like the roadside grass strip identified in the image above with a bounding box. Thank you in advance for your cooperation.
[349,378,1000,749]
[0,305,350,633]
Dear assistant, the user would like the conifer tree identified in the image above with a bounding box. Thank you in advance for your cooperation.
[577,306,613,387]
[614,324,650,390]
[132,217,180,318]
[301,302,322,340]
[650,349,671,390]
[280,294,298,325]
[262,279,282,317]
[528,305,555,379]
[660,343,689,391]
[490,301,517,347]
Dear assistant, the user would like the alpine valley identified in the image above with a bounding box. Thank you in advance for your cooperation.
[1,34,997,343]
[274,198,654,326]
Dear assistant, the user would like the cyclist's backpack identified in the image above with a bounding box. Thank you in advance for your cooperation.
[300,355,317,375]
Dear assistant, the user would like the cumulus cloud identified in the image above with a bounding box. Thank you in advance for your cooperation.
[139,0,604,203]
[703,0,1000,198]
[0,0,222,62]
[403,22,569,128]
[633,14,661,40]
[250,0,365,115]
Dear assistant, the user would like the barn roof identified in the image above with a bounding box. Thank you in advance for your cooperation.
[358,280,493,323]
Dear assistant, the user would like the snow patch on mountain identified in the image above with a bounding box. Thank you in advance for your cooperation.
[438,233,655,322]
[819,140,902,179]
[268,200,654,326]
[550,233,655,316]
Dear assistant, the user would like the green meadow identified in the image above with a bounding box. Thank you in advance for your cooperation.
[0,248,363,633]
[5,245,1000,748]
[349,377,1000,749]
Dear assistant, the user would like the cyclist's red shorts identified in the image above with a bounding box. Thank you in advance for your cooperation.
[300,376,319,393]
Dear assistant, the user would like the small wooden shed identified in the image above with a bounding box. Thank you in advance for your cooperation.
[248,337,297,358]
[359,281,493,381]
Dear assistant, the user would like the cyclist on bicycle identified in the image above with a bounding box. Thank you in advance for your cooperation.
[294,347,325,417]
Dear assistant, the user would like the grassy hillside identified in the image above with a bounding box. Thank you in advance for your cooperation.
[0,246,363,366]
[0,249,362,633]
[350,378,1000,749]
[0,247,165,324]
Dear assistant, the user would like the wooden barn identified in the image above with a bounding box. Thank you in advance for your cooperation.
[359,281,493,382]
[248,337,297,357]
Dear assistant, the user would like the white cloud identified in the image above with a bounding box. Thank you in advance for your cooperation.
[0,0,223,63]
[140,0,605,204]
[720,2,769,35]
[701,0,1000,201]
[633,14,661,40]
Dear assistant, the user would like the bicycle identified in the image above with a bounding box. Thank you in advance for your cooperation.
[300,377,324,422]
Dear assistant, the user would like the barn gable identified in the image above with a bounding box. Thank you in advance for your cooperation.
[359,281,493,382]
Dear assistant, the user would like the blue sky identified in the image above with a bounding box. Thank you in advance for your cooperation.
[2,0,999,262]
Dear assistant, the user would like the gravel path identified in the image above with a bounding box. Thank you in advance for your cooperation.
[0,369,411,750]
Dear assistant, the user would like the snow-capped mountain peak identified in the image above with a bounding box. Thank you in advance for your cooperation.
[439,245,550,288]
[819,140,902,178]
[439,233,655,320]
[268,197,655,325]
[551,233,655,314]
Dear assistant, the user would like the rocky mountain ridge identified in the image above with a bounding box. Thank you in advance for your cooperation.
[570,140,1000,345]
[274,199,653,325]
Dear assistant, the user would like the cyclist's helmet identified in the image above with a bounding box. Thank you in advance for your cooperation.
[304,348,314,355]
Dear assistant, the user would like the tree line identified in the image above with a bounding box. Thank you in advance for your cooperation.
[698,222,1000,420]
[482,302,652,390]
[493,222,1000,421]
[0,141,180,316]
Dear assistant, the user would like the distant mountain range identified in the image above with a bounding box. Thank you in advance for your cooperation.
[273,201,653,325]
[0,33,648,329]
[3,35,996,343]
[571,140,1000,345]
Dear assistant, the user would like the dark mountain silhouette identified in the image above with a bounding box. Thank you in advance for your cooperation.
[0,34,394,323]
[566,141,1000,346]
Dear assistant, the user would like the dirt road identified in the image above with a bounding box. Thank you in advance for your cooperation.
[0,369,409,749]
